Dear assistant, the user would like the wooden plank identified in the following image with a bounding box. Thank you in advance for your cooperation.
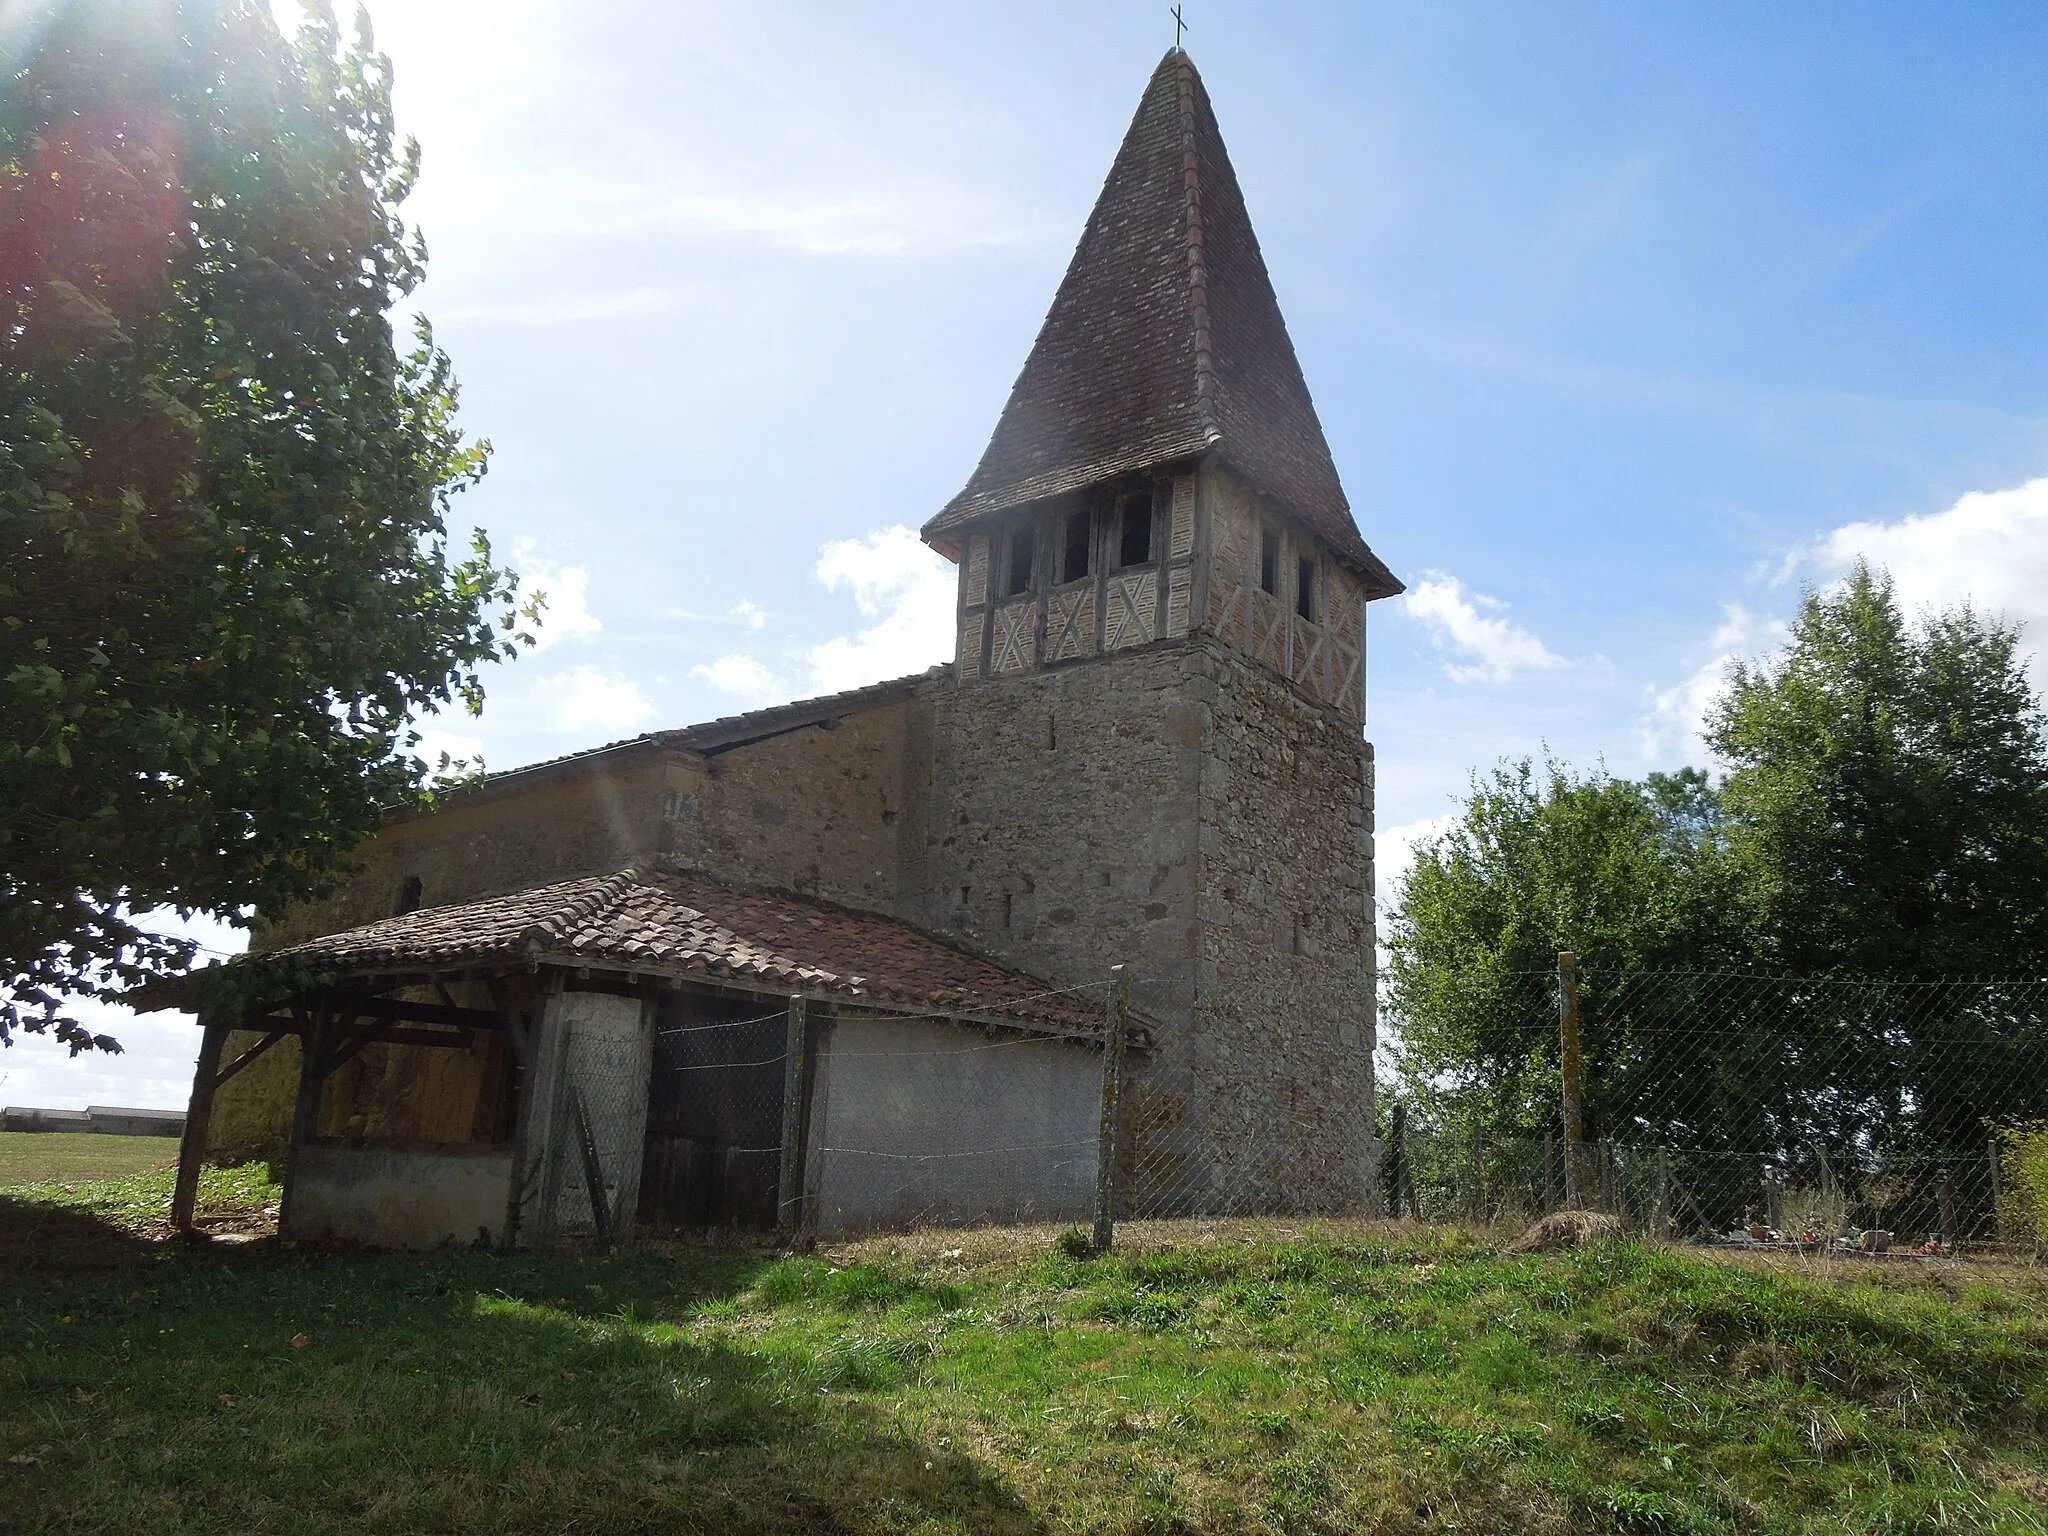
[485,974,533,1066]
[210,1028,287,1091]
[171,1015,230,1234]
[241,997,503,1033]
[278,1009,331,1238]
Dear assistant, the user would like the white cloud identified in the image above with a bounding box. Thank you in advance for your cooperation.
[804,525,955,693]
[533,666,655,735]
[1373,813,1461,914]
[0,905,247,1112]
[680,526,953,710]
[1640,603,1787,758]
[1806,475,2048,679]
[693,653,790,706]
[518,558,603,652]
[1399,570,1566,684]
[412,726,487,777]
[434,286,693,327]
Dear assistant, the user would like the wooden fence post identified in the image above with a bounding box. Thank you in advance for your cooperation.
[1386,1100,1410,1219]
[1092,965,1129,1255]
[1470,1125,1485,1223]
[1653,1147,1672,1240]
[777,995,808,1240]
[171,1013,231,1235]
[1558,952,1584,1208]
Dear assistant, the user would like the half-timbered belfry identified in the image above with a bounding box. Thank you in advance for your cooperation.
[159,48,1402,1246]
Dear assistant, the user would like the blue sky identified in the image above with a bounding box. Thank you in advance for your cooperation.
[11,0,2048,1109]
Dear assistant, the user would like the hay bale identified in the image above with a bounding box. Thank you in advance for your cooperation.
[1506,1209,1625,1254]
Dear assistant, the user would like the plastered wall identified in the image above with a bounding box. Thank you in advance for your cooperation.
[805,1012,1099,1235]
[262,754,675,948]
[1200,467,1367,725]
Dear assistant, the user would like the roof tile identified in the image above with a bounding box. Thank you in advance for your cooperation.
[151,869,1104,1031]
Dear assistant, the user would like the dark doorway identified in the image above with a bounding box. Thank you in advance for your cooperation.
[639,995,787,1231]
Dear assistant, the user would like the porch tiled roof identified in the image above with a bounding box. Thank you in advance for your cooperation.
[147,870,1106,1031]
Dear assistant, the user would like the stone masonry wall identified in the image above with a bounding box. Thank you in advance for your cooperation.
[662,703,910,911]
[261,753,676,949]
[1181,639,1378,1211]
[914,634,1380,1217]
[912,645,1204,1025]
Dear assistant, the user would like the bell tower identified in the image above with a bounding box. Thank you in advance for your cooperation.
[909,48,1403,1213]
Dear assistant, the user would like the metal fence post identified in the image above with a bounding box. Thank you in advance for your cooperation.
[777,994,807,1240]
[1558,951,1584,1208]
[1092,965,1129,1255]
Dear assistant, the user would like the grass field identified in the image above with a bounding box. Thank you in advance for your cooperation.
[0,1131,177,1186]
[3,1167,2047,1534]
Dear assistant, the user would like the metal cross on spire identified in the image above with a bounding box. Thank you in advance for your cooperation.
[1171,4,1189,51]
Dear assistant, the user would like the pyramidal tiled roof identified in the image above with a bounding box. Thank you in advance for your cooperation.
[924,50,1400,598]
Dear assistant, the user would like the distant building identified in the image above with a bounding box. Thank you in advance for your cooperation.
[2,1105,183,1137]
[156,49,1402,1247]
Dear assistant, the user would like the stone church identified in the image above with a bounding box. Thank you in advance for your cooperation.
[165,48,1403,1247]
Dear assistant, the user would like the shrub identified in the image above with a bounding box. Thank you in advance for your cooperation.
[1993,1123,2048,1252]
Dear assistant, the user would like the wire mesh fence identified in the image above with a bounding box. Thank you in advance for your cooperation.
[625,981,1122,1242]
[636,1004,792,1234]
[521,961,2048,1254]
[1379,967,2048,1251]
[807,1020,1102,1235]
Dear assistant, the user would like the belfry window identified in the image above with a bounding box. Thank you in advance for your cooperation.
[1061,510,1091,583]
[396,875,423,915]
[1259,528,1280,595]
[1005,525,1036,597]
[1296,555,1317,621]
[1116,494,1153,568]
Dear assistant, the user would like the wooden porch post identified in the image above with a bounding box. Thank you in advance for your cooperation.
[776,995,808,1239]
[277,1011,330,1238]
[171,1013,231,1235]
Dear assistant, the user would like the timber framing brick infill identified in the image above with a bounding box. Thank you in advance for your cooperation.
[140,866,1133,1247]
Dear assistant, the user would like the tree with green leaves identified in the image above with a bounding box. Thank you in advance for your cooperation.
[1709,563,2048,1158]
[1711,562,2048,980]
[1,1,532,1053]
[1388,563,2048,1223]
[1385,758,1752,1146]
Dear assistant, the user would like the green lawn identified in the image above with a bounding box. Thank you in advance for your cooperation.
[0,1131,177,1186]
[3,1168,2046,1534]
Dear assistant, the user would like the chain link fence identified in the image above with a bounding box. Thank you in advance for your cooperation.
[1379,967,2048,1252]
[525,963,2048,1254]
